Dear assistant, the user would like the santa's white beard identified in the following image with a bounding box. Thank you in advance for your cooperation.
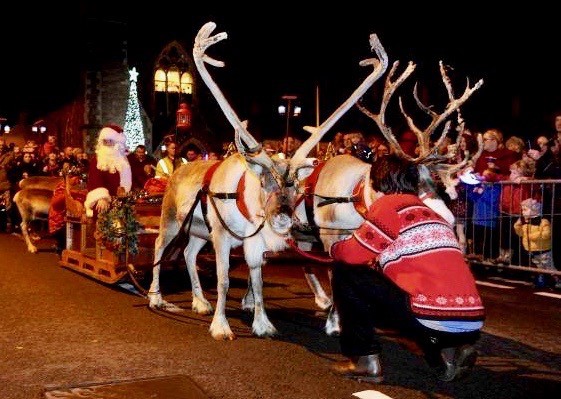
[96,143,127,174]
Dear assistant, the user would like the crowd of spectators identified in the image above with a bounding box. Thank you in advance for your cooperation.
[2,113,561,290]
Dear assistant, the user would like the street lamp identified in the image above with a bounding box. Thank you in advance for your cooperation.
[32,120,46,134]
[278,95,301,151]
[0,117,9,135]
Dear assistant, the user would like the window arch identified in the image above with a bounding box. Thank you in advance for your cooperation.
[180,72,193,94]
[167,67,180,93]
[154,69,166,92]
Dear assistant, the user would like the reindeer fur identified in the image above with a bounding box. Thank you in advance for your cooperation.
[148,154,292,340]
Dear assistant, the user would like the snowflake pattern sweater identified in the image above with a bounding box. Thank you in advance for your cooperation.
[331,193,485,321]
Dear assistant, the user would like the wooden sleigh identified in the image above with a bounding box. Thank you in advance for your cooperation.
[59,198,168,286]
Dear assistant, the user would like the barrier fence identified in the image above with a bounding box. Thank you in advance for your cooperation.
[455,179,561,280]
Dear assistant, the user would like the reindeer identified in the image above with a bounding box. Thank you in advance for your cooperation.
[147,22,386,340]
[288,58,484,335]
[12,176,63,253]
[147,22,297,340]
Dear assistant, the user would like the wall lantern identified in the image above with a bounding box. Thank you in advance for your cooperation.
[176,102,192,129]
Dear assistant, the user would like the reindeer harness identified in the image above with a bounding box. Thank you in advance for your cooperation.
[200,161,266,240]
[295,162,369,230]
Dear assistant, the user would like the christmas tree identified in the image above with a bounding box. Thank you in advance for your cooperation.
[124,67,145,151]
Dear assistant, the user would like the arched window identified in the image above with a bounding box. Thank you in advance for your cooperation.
[154,69,166,92]
[180,72,193,94]
[167,67,180,93]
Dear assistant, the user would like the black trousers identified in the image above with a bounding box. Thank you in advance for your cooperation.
[331,262,480,362]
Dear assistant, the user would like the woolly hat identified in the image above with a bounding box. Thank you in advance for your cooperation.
[521,198,542,218]
[98,124,125,144]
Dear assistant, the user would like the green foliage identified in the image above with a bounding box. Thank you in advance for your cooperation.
[96,196,141,256]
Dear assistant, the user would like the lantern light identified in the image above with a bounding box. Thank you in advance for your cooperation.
[176,102,192,129]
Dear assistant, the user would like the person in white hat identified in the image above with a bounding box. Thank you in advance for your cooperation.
[84,124,132,217]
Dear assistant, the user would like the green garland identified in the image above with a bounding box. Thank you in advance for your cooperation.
[96,196,141,256]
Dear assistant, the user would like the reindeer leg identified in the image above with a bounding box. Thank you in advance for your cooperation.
[244,236,277,338]
[241,275,255,311]
[148,220,182,312]
[324,268,341,336]
[20,218,38,253]
[297,241,332,310]
[184,236,213,315]
[209,233,235,340]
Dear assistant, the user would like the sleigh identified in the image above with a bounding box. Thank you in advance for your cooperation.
[59,196,172,287]
[58,193,233,288]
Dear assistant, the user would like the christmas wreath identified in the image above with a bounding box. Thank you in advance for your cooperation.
[95,196,141,256]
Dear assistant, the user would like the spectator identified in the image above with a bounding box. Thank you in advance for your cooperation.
[495,159,538,265]
[127,144,157,190]
[42,152,62,176]
[155,142,187,178]
[466,166,502,261]
[505,135,526,156]
[277,136,301,159]
[474,129,520,179]
[185,147,201,162]
[514,198,561,289]
[40,134,60,157]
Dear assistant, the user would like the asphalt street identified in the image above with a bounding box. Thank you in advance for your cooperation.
[0,232,560,399]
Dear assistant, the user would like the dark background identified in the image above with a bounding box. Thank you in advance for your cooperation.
[1,2,559,143]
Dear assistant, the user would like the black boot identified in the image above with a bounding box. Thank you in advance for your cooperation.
[435,345,477,382]
[332,354,384,383]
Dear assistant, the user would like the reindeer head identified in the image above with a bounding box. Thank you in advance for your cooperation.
[356,60,484,200]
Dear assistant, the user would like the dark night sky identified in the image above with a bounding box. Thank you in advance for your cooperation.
[1,2,560,142]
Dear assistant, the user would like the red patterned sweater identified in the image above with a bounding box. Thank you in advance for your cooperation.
[330,193,485,321]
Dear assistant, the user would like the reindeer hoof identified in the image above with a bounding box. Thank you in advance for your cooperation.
[212,332,236,341]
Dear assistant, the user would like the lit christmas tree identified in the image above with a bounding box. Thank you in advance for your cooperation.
[124,67,145,151]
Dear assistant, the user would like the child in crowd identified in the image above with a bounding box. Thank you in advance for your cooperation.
[466,164,502,261]
[495,159,538,265]
[514,198,561,289]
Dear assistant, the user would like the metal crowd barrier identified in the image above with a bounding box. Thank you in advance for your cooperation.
[456,179,561,279]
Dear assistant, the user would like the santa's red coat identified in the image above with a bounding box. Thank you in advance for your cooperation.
[84,156,131,216]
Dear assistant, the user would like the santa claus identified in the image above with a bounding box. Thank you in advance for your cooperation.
[84,125,132,217]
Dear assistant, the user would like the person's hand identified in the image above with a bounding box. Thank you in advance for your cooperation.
[143,164,154,176]
[95,198,110,213]
[527,149,541,160]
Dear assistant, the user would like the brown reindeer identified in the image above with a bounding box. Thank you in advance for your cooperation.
[12,176,62,253]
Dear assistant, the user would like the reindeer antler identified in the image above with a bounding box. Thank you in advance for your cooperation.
[289,33,389,177]
[193,23,260,149]
[357,60,416,160]
[358,58,484,165]
[194,22,286,186]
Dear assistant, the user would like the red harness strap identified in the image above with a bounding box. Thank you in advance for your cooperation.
[201,161,251,221]
[235,174,251,221]
[296,161,369,221]
[201,161,223,201]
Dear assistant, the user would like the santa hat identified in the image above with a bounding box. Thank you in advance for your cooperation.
[521,198,542,218]
[98,124,125,144]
